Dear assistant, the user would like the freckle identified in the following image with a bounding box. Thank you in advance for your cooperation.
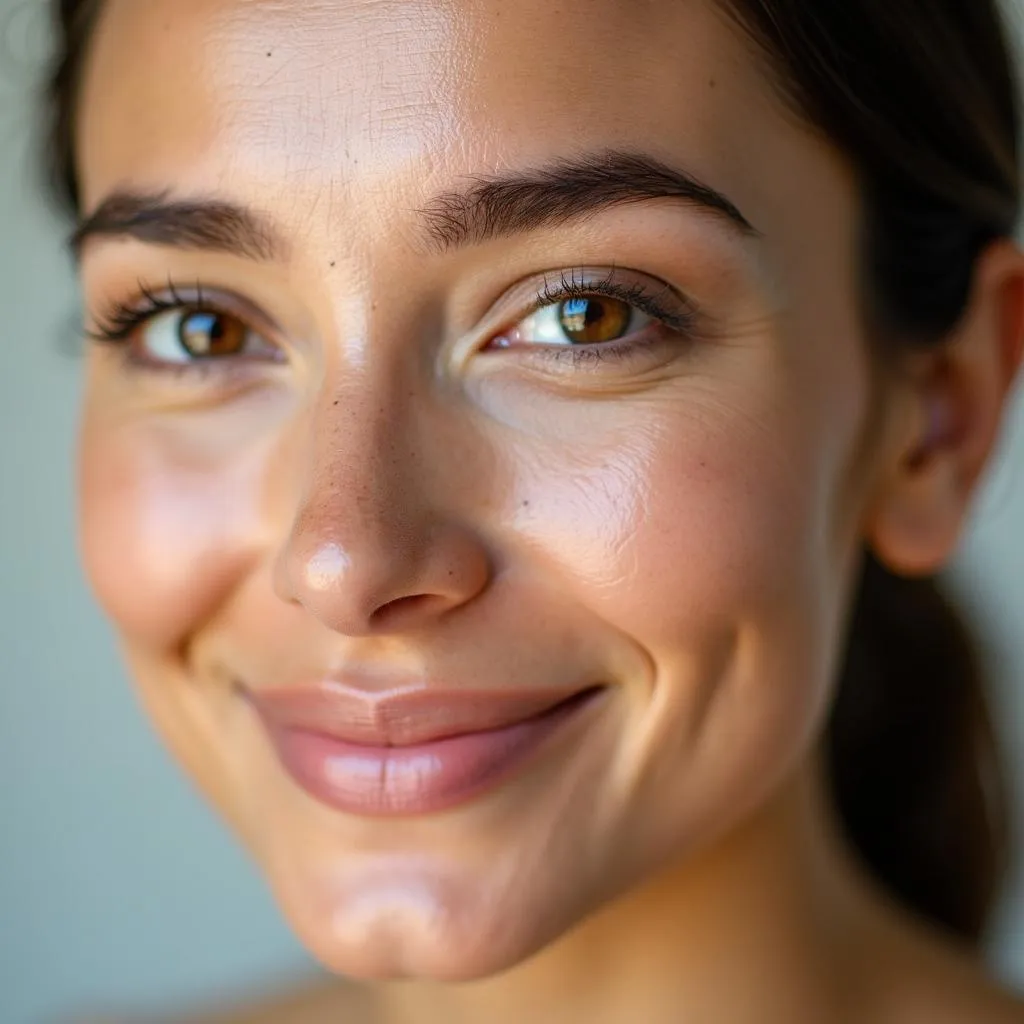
[329,260,336,267]
[333,400,340,406]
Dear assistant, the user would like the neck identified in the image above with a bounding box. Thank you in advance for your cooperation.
[374,753,893,1024]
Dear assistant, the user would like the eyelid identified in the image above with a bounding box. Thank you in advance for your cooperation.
[88,279,283,341]
[481,266,698,338]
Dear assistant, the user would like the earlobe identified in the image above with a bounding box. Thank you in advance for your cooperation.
[864,431,964,580]
[861,350,968,579]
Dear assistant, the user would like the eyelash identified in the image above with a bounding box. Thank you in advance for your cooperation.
[89,278,196,345]
[88,279,267,381]
[86,269,698,375]
[523,267,698,368]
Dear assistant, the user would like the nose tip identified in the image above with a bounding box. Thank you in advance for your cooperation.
[273,526,492,637]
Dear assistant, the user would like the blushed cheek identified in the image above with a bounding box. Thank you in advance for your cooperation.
[643,444,822,643]
[495,396,844,863]
[77,420,270,654]
[515,405,832,651]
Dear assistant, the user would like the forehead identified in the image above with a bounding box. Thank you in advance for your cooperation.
[76,0,814,220]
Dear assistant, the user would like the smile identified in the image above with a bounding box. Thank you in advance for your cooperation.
[240,680,608,816]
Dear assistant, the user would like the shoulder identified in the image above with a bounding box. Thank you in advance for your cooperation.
[908,974,1024,1024]
[872,910,1024,1024]
[928,971,1024,1024]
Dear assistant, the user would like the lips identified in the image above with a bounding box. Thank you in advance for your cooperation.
[240,679,605,816]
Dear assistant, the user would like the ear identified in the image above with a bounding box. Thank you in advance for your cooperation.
[863,236,1024,578]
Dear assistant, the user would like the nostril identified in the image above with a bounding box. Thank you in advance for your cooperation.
[369,592,448,629]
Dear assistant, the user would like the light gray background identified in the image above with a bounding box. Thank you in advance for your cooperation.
[3,2,1024,1022]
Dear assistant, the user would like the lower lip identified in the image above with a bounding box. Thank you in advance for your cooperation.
[258,688,604,817]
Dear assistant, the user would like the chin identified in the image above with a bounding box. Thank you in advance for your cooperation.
[278,885,569,983]
[258,838,608,984]
[302,931,538,984]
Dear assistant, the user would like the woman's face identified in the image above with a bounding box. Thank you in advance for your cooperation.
[74,0,915,981]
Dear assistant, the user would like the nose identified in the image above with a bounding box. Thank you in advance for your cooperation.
[271,382,492,637]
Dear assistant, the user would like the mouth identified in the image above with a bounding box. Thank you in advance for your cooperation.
[240,681,607,817]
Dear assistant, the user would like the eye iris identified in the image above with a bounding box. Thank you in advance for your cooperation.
[178,311,247,357]
[557,296,631,343]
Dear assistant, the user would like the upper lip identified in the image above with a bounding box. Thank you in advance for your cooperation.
[240,678,601,747]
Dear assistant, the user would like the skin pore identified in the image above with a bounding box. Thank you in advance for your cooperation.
[70,1,1024,1022]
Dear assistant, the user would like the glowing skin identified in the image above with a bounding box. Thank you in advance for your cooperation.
[71,1,1024,1022]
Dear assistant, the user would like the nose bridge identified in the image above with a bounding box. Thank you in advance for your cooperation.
[305,366,418,539]
[272,358,491,635]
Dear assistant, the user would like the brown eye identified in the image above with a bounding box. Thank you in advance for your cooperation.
[178,310,249,357]
[492,287,656,352]
[557,296,633,343]
[127,306,279,368]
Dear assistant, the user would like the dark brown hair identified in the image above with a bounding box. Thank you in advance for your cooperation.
[44,0,1020,946]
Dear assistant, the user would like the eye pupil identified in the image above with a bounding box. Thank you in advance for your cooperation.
[557,296,631,343]
[178,310,247,357]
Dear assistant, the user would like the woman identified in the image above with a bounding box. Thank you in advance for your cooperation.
[44,0,1024,1021]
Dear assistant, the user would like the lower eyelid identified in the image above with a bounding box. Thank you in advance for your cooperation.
[117,346,282,387]
[523,322,682,368]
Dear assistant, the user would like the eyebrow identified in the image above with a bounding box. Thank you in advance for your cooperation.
[69,190,287,263]
[69,149,757,263]
[417,149,759,252]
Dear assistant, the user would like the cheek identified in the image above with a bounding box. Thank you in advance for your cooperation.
[77,412,271,652]
[505,372,863,830]
[512,391,841,646]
